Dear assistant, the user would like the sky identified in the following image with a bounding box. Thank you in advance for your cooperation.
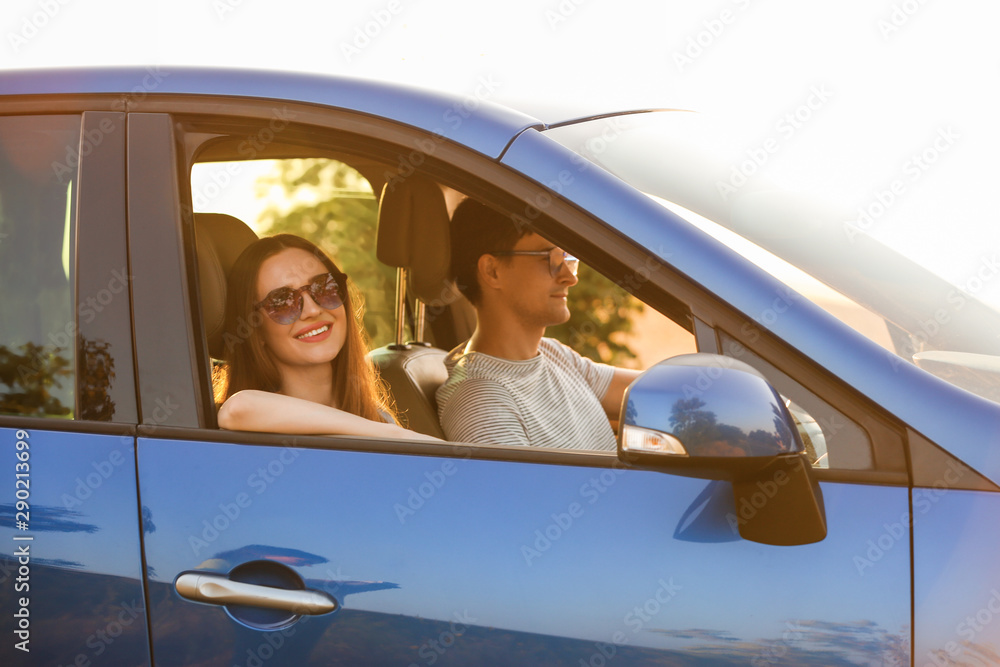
[3,0,999,305]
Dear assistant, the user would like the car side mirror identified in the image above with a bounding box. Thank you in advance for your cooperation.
[618,353,827,546]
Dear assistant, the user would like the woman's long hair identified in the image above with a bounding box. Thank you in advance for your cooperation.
[212,234,395,423]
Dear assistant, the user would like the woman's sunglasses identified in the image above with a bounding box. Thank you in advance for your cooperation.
[254,272,345,325]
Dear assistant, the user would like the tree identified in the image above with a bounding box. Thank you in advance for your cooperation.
[254,158,644,362]
[546,265,644,366]
[254,159,397,348]
[0,342,72,417]
[669,397,718,444]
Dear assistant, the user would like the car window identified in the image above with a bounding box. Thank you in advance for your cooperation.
[191,157,397,347]
[186,129,698,445]
[546,265,696,369]
[183,119,892,477]
[190,156,697,369]
[0,115,80,418]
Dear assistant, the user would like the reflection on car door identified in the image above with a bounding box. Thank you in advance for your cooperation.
[139,434,909,666]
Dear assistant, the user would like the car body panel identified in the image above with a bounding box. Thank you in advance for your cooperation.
[0,427,150,665]
[138,436,909,665]
[913,487,1000,665]
[0,67,540,160]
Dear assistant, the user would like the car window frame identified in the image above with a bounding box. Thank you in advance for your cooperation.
[498,127,917,486]
[129,95,913,486]
[0,103,136,429]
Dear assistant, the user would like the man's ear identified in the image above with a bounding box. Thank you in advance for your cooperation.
[477,253,503,291]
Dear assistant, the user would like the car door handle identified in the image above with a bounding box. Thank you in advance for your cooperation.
[175,572,337,615]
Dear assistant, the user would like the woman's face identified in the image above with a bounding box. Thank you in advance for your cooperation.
[254,247,348,376]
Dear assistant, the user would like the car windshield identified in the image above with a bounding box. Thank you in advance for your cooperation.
[544,111,1000,405]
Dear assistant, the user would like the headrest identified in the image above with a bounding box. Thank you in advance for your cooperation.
[194,213,258,360]
[377,176,452,304]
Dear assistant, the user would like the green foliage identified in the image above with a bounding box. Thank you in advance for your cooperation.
[253,158,644,361]
[546,265,644,366]
[0,342,72,417]
[255,159,398,348]
[669,397,716,443]
[79,338,116,420]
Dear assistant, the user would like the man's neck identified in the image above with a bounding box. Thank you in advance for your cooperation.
[466,309,544,361]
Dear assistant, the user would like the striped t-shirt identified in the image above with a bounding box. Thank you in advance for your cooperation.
[436,338,617,451]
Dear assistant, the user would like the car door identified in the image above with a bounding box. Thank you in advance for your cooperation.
[128,99,916,666]
[521,113,1000,665]
[0,109,150,665]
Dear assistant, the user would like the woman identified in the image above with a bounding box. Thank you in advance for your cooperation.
[214,234,437,441]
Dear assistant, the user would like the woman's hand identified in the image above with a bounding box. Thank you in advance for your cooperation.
[384,423,442,442]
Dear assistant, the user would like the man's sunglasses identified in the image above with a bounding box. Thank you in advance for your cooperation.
[490,247,579,278]
[254,272,346,325]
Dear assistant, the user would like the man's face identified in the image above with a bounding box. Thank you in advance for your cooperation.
[491,232,579,328]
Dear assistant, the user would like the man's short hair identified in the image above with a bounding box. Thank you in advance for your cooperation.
[450,199,530,305]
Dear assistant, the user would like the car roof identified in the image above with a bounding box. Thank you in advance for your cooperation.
[0,66,548,159]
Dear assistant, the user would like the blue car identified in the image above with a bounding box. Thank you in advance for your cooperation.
[1,67,998,666]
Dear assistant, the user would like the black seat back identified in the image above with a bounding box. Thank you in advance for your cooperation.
[372,176,458,437]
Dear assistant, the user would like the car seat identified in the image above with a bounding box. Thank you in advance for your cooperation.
[194,212,259,360]
[370,175,463,438]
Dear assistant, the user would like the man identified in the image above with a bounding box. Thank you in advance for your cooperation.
[436,199,640,451]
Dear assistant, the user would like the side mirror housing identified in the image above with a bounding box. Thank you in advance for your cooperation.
[619,353,826,546]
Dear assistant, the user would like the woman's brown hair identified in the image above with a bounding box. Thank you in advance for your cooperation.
[212,234,395,423]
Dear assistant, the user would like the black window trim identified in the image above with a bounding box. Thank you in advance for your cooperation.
[77,110,137,424]
[0,107,136,425]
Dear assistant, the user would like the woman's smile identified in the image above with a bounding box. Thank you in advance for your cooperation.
[295,322,332,341]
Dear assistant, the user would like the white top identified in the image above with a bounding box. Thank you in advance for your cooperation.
[436,338,617,451]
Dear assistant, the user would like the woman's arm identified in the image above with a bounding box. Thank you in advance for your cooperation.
[218,389,440,441]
